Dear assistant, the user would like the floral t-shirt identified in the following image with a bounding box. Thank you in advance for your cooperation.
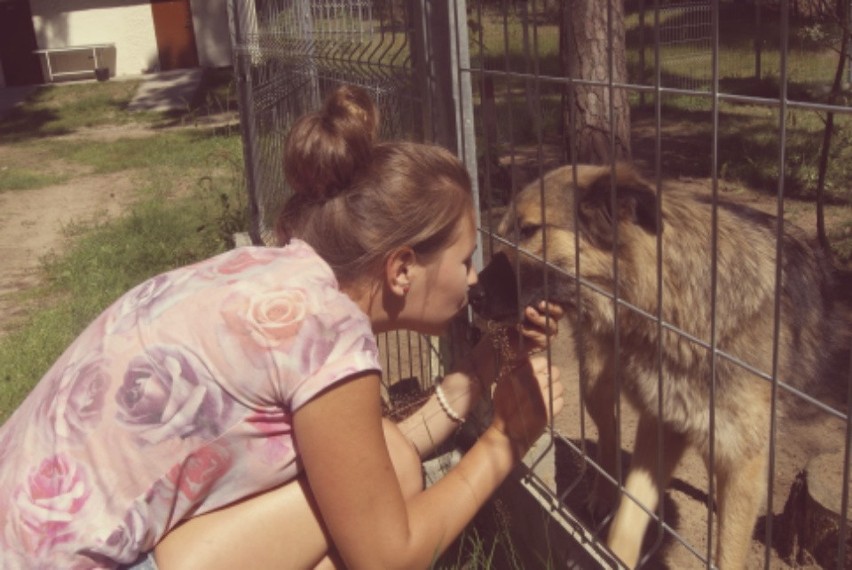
[0,240,380,569]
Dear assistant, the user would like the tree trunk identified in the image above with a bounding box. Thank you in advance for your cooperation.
[560,0,632,164]
[814,0,849,255]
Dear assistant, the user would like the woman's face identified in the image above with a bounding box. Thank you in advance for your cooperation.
[404,212,478,335]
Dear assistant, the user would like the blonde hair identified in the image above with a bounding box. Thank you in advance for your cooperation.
[277,85,473,286]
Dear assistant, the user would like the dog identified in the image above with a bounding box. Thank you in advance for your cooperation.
[469,163,840,569]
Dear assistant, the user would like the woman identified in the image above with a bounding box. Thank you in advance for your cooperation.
[0,85,564,569]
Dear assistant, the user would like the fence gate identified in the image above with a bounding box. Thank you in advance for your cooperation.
[229,1,852,568]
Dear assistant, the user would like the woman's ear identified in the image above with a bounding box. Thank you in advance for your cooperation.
[385,246,416,297]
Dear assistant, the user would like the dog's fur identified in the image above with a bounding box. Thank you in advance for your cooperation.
[469,164,841,569]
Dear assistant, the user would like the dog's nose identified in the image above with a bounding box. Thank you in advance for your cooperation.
[469,252,521,321]
[468,282,487,312]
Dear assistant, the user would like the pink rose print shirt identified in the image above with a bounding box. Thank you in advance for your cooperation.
[0,240,380,569]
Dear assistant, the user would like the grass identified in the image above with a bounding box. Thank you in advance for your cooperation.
[0,80,151,143]
[0,66,239,145]
[0,68,246,422]
[42,130,243,174]
[469,2,852,265]
[0,166,68,191]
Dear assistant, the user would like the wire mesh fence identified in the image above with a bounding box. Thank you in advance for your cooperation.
[466,0,852,568]
[227,0,474,405]
[229,0,852,567]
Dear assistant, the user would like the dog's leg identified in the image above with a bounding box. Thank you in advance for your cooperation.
[714,450,766,569]
[606,415,688,569]
[583,363,620,520]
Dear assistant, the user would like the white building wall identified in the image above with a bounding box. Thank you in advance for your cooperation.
[29,0,159,77]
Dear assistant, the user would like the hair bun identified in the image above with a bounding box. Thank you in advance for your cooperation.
[283,85,379,202]
[323,84,379,142]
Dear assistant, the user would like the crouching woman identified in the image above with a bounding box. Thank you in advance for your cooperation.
[0,84,564,570]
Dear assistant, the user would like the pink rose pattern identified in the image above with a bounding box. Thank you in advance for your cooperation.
[40,355,110,440]
[6,454,92,555]
[221,287,308,362]
[167,443,232,501]
[0,242,380,568]
[115,346,231,444]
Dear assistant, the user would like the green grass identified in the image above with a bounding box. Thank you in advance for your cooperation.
[0,80,151,143]
[40,129,243,175]
[468,3,852,264]
[0,66,238,145]
[0,166,68,191]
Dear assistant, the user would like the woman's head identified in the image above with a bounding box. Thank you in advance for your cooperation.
[277,85,474,289]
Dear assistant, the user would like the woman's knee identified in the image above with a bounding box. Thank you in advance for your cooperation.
[382,418,423,499]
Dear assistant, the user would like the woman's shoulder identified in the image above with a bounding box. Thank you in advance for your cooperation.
[178,241,336,291]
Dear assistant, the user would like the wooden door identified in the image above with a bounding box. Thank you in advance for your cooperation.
[150,0,199,71]
[0,0,43,86]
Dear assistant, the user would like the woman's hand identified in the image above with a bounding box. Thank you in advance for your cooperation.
[490,356,564,457]
[519,301,564,354]
[469,301,564,387]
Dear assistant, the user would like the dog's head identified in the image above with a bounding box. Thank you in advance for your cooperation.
[469,163,661,322]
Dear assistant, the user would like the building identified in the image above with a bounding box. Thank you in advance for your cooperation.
[0,0,232,87]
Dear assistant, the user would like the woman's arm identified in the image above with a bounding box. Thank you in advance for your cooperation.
[293,357,562,570]
[397,302,564,459]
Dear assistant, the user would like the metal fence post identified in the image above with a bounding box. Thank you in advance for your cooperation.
[227,0,263,245]
[408,0,458,150]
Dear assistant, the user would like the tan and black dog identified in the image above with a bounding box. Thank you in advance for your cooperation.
[469,164,841,569]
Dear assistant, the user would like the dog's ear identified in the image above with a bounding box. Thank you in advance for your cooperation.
[577,164,660,248]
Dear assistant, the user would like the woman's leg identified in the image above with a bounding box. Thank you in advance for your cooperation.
[154,419,424,570]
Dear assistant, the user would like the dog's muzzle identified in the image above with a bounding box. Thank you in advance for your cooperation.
[469,252,519,321]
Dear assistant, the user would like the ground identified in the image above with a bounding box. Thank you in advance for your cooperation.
[0,125,164,337]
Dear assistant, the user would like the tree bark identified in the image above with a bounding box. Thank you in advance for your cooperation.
[560,0,632,164]
[814,0,849,255]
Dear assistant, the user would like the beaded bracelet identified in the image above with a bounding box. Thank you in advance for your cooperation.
[435,383,465,423]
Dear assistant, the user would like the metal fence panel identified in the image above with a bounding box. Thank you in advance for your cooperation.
[465,0,852,568]
[229,0,852,567]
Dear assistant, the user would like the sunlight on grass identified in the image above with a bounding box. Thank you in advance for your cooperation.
[41,129,243,175]
[0,80,153,143]
[0,167,68,192]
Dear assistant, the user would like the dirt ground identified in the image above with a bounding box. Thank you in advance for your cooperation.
[2,118,851,568]
[544,335,849,570]
[0,139,141,337]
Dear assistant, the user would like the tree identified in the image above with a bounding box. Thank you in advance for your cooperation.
[813,0,850,256]
[560,0,632,164]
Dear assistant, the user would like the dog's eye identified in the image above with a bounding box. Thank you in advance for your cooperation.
[518,224,541,240]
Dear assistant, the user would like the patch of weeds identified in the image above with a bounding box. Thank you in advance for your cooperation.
[192,67,239,116]
[43,129,242,175]
[436,499,532,570]
[158,67,240,130]
[194,148,250,249]
[0,166,67,192]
